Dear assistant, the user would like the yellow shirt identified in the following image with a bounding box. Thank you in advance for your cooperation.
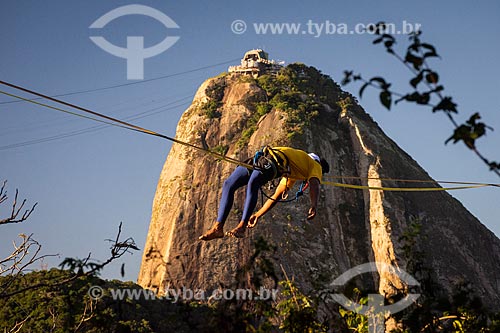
[273,147,323,187]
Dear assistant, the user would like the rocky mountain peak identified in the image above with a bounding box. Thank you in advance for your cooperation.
[137,64,500,312]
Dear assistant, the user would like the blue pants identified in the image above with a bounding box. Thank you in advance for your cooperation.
[217,166,269,224]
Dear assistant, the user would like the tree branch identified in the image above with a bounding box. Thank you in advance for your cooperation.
[0,182,38,225]
[343,27,500,177]
[1,223,139,299]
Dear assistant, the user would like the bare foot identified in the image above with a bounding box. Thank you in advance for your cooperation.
[199,223,224,241]
[225,221,247,239]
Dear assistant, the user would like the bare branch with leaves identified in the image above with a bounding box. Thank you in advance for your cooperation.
[0,184,57,298]
[0,181,38,225]
[59,221,140,278]
[1,221,139,299]
[5,314,31,333]
[342,23,499,177]
[0,233,58,297]
[0,181,140,333]
[74,298,97,333]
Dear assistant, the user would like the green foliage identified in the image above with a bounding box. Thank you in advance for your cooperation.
[210,144,228,156]
[428,300,500,333]
[201,79,226,118]
[256,101,272,116]
[337,96,353,116]
[214,71,228,79]
[398,216,424,275]
[336,285,500,333]
[276,280,327,332]
[59,257,102,276]
[3,248,500,332]
[0,269,217,332]
[256,74,280,97]
[237,126,256,148]
[237,236,278,289]
[228,236,328,331]
[236,102,272,148]
[236,74,255,83]
[205,79,225,101]
[332,217,500,332]
[445,112,492,149]
[338,288,368,332]
[391,217,500,332]
[252,64,341,142]
[202,99,221,118]
[235,63,342,146]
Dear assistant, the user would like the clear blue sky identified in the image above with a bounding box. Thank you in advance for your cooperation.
[1,0,499,281]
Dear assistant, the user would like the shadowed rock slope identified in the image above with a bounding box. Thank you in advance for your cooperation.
[138,65,500,308]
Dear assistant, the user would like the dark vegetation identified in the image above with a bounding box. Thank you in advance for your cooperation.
[256,63,339,139]
[4,182,498,332]
[235,63,349,147]
[1,181,500,331]
[3,233,500,332]
[201,76,226,119]
[200,63,348,148]
[4,29,500,329]
[341,23,499,177]
[1,235,330,333]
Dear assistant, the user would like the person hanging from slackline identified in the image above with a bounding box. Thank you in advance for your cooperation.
[199,146,330,240]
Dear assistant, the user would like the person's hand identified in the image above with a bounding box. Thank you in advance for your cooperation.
[248,215,260,228]
[307,207,316,220]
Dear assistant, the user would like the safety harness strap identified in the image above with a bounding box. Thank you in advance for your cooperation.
[263,146,290,176]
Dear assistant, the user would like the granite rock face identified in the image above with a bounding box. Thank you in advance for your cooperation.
[137,69,500,309]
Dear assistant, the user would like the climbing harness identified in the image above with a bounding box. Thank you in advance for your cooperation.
[262,146,290,176]
[251,148,278,180]
[1,79,499,193]
[251,146,290,178]
[296,180,309,199]
[259,180,310,204]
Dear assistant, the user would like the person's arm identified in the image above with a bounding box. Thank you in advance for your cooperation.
[307,177,320,220]
[248,181,289,228]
